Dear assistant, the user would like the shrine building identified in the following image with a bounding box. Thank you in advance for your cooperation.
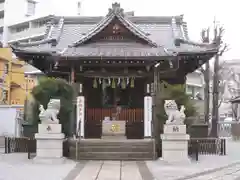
[11,3,218,139]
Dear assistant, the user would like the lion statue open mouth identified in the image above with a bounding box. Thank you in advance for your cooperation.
[39,99,61,124]
[164,100,186,125]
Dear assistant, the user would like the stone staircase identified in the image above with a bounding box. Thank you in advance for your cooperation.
[69,139,155,160]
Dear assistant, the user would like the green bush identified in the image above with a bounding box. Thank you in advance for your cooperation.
[30,77,74,136]
[156,82,197,133]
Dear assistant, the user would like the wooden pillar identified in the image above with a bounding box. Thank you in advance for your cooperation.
[69,63,76,136]
[70,65,75,84]
[152,67,162,158]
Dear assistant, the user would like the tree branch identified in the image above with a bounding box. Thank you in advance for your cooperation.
[199,66,205,73]
[219,43,228,56]
[218,98,223,108]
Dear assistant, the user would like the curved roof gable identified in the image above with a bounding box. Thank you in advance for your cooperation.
[70,3,158,47]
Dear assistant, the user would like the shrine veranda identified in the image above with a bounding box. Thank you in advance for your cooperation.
[12,3,217,139]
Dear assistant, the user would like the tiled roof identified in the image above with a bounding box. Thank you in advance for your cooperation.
[23,64,42,75]
[12,3,218,57]
[70,3,158,47]
[61,42,173,57]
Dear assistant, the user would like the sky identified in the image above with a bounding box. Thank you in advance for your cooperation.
[59,0,238,60]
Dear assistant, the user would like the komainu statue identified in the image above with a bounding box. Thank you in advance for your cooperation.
[39,99,61,124]
[164,100,186,125]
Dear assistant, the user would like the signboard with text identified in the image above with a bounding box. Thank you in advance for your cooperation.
[144,96,152,137]
[76,96,85,137]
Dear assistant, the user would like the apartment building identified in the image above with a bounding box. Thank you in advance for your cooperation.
[0,0,4,26]
[0,48,24,105]
[0,0,81,105]
[0,0,82,40]
[0,47,42,105]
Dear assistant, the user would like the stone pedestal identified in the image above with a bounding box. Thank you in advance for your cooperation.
[102,120,126,139]
[33,124,65,164]
[160,124,190,163]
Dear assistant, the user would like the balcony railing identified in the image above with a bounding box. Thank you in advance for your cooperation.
[8,25,46,41]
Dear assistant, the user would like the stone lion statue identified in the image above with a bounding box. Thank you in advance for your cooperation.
[39,99,61,124]
[164,100,186,125]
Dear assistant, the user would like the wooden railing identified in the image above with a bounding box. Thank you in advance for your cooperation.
[86,108,144,122]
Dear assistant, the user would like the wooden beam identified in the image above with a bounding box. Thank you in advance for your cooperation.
[70,64,75,84]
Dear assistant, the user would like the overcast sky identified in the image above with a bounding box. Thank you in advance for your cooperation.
[55,0,238,60]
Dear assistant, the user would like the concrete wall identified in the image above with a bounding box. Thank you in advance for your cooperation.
[0,105,23,137]
[4,0,80,25]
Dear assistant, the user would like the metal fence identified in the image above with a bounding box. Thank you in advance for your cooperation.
[4,137,30,153]
[158,138,226,161]
[188,138,226,161]
[3,137,70,159]
[218,121,240,138]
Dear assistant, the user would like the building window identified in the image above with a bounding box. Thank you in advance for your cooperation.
[29,36,44,42]
[77,1,81,15]
[0,13,4,19]
[14,24,29,33]
[186,85,202,99]
[4,64,8,74]
[26,0,36,16]
[2,90,8,103]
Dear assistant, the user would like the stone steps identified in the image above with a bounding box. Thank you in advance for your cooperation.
[76,152,154,160]
[69,139,155,160]
[77,146,151,153]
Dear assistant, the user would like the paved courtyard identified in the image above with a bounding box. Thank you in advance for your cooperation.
[67,161,153,180]
[1,139,240,180]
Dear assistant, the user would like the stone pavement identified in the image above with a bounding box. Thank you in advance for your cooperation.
[0,153,77,180]
[147,139,240,180]
[1,139,240,180]
[68,161,154,180]
[186,163,240,180]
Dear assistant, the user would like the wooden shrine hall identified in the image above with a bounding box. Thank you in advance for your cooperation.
[12,3,218,140]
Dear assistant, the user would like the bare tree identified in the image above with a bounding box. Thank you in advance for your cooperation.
[210,21,228,137]
[200,28,210,123]
[223,67,240,121]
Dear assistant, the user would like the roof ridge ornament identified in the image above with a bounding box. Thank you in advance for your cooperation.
[108,2,124,16]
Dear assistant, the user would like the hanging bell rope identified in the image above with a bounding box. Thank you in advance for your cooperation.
[93,78,97,88]
[102,79,106,90]
[121,78,126,89]
[111,78,116,88]
[130,77,135,88]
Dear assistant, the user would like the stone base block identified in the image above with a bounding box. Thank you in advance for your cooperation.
[34,131,65,164]
[161,139,190,164]
[33,157,66,164]
[36,139,63,149]
[161,134,190,140]
[38,124,62,134]
[35,133,65,139]
[161,124,190,163]
[164,124,186,134]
